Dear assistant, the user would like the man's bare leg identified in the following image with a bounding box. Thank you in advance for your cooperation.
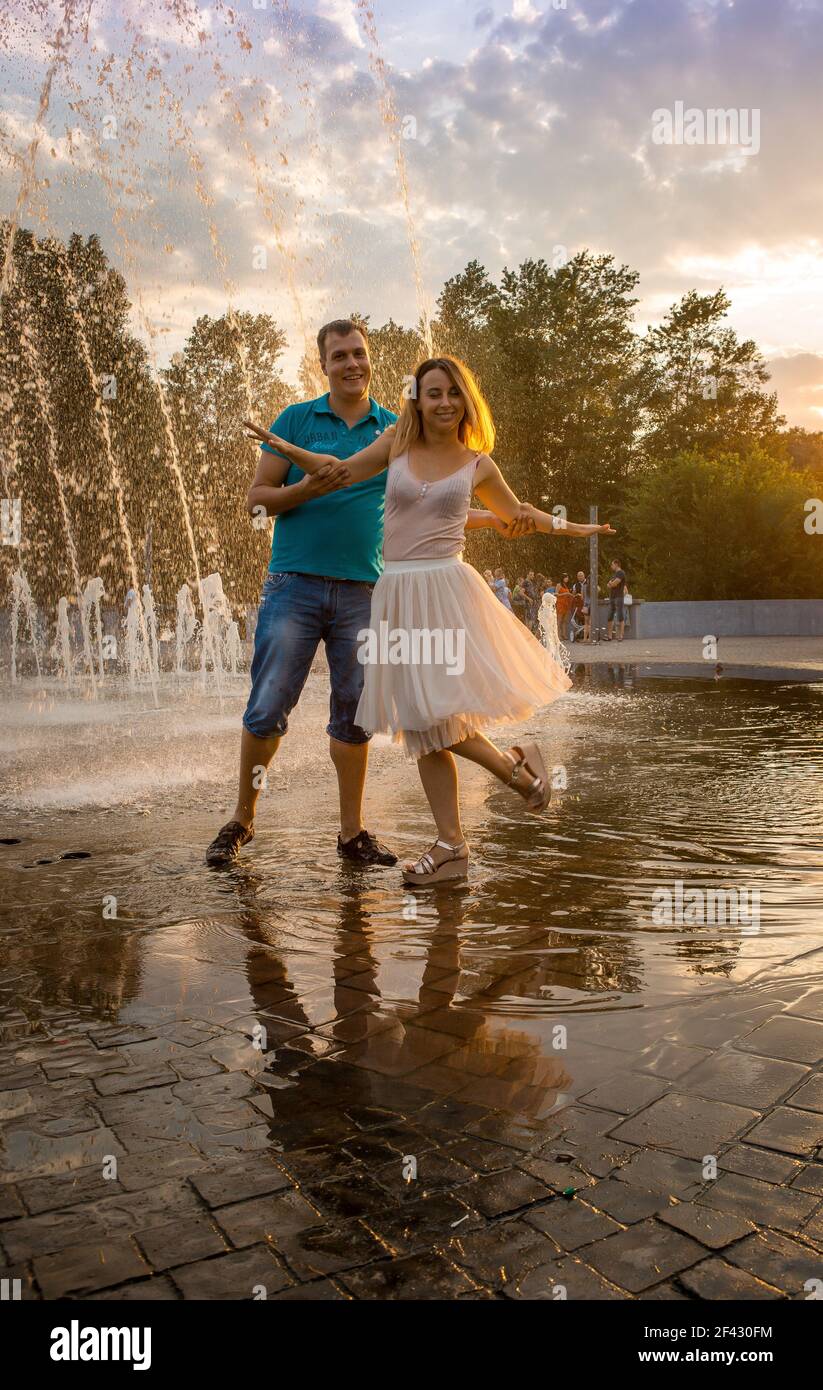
[330,736,368,842]
[232,725,281,829]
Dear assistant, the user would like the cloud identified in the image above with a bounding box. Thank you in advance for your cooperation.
[1,0,821,417]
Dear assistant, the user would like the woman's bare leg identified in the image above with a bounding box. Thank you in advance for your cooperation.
[415,749,464,844]
[448,731,515,784]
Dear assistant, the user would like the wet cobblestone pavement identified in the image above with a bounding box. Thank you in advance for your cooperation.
[1,677,821,1300]
[1,969,821,1300]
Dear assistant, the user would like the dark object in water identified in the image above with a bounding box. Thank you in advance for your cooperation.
[0,838,21,845]
[60,851,92,860]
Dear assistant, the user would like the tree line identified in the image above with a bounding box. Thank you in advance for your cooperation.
[1,223,821,619]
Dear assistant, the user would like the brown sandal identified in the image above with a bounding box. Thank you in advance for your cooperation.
[402,838,469,886]
[507,742,551,813]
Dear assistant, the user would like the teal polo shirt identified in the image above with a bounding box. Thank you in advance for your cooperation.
[261,393,396,584]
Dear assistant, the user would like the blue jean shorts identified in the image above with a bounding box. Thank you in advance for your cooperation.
[608,594,625,622]
[243,572,375,744]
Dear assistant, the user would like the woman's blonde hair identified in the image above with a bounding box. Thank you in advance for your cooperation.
[390,356,496,459]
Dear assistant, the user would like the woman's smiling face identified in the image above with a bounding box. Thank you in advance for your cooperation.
[417,367,465,434]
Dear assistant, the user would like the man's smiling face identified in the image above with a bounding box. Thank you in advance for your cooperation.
[321,329,371,401]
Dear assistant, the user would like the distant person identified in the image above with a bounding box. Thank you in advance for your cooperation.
[607,557,627,641]
[483,568,495,588]
[493,567,513,610]
[124,585,137,615]
[512,575,529,625]
[555,577,574,640]
[572,570,590,642]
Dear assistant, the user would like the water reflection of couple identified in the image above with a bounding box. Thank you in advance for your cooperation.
[207,319,614,885]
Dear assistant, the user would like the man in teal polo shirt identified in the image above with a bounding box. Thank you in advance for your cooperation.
[206,318,523,868]
[207,318,401,867]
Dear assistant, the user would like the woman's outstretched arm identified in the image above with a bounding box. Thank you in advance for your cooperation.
[243,419,394,486]
[473,456,616,537]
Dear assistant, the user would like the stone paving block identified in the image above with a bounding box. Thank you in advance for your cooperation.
[610,1092,758,1159]
[375,1149,474,1198]
[170,1053,225,1081]
[636,1282,689,1299]
[785,989,823,1021]
[136,1214,228,1271]
[744,1106,823,1157]
[719,1143,802,1184]
[678,1257,783,1300]
[88,1276,179,1300]
[461,1112,548,1153]
[116,1146,209,1192]
[307,1172,397,1221]
[505,1254,624,1300]
[171,1244,292,1299]
[698,1171,819,1233]
[17,1164,121,1215]
[90,1026,158,1049]
[280,1143,365,1184]
[516,1154,595,1192]
[1,1120,126,1182]
[444,1218,557,1289]
[0,1089,36,1122]
[93,1067,177,1097]
[634,1041,713,1079]
[579,1073,670,1115]
[583,1219,704,1293]
[190,1154,291,1207]
[790,1163,823,1195]
[465,1167,552,1219]
[215,1189,324,1249]
[272,1218,387,1281]
[736,1017,823,1065]
[788,1073,823,1113]
[365,1190,481,1255]
[658,1201,755,1248]
[33,1238,150,1298]
[723,1228,823,1295]
[676,1050,808,1109]
[0,1184,25,1219]
[269,1278,349,1300]
[0,1062,44,1091]
[337,1251,479,1299]
[525,1200,623,1251]
[587,1177,674,1225]
[612,1148,704,1197]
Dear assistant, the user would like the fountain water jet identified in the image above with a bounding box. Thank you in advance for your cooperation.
[10,569,43,683]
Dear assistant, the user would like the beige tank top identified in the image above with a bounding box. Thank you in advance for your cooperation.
[382,450,484,562]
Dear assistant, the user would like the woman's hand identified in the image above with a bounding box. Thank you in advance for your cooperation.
[243,419,350,488]
[301,462,351,498]
[503,503,538,539]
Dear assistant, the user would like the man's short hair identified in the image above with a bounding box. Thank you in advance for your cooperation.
[612,557,621,565]
[317,319,369,362]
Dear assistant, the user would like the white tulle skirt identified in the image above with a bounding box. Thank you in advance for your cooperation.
[355,555,573,758]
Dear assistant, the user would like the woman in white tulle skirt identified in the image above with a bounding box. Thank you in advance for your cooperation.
[245,356,614,885]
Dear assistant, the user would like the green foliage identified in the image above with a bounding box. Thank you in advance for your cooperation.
[622,448,823,600]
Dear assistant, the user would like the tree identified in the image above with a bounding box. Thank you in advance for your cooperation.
[163,312,294,602]
[640,290,784,464]
[621,447,823,600]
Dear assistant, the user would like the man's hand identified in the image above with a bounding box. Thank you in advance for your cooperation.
[301,460,351,497]
[503,503,538,539]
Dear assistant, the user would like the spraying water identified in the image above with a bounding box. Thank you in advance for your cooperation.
[10,568,43,683]
[355,1,433,355]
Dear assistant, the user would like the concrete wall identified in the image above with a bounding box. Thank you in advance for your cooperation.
[631,599,823,639]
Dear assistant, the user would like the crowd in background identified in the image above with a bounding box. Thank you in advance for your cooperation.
[482,563,629,643]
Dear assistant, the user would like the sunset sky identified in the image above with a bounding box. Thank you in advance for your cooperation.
[1,0,822,425]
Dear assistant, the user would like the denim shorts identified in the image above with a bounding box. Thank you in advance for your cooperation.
[608,594,625,621]
[243,572,375,743]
